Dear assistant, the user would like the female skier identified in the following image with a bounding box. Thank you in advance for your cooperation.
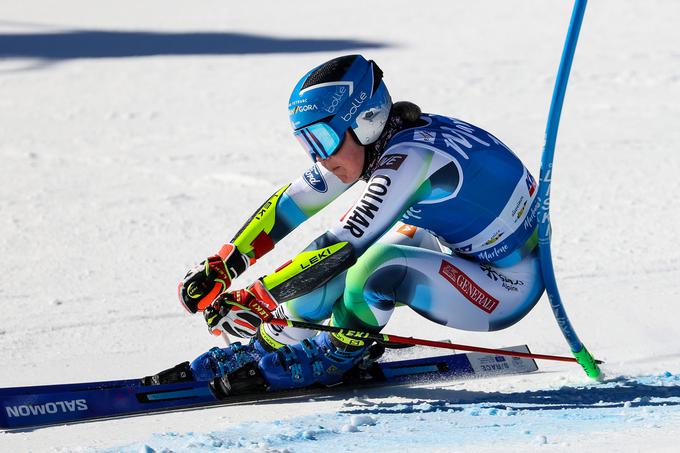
[175,54,544,392]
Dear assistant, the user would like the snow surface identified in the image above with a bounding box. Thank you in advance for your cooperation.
[1,0,679,451]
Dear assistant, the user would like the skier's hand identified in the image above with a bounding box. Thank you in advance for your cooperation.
[204,280,278,338]
[178,244,249,314]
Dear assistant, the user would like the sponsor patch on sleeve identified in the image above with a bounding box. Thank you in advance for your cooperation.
[397,224,417,238]
[413,130,436,144]
[525,173,536,196]
[303,165,328,193]
[376,153,408,171]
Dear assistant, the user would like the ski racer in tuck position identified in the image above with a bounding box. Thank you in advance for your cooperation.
[176,54,545,393]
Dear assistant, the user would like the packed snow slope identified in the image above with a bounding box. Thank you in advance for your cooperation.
[1,0,679,451]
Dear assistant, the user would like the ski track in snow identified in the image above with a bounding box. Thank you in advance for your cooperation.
[100,373,680,453]
[1,0,679,451]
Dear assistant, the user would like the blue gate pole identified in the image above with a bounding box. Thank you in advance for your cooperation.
[537,0,601,379]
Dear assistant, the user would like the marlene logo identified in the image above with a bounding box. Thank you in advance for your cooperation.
[438,261,499,313]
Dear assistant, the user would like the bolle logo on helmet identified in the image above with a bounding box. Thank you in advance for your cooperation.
[289,104,318,115]
[325,86,347,114]
[341,91,368,122]
[303,165,328,193]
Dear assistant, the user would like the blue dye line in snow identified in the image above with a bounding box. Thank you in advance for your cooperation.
[100,373,680,453]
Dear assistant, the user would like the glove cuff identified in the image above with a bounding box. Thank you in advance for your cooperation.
[245,280,278,322]
[217,243,250,280]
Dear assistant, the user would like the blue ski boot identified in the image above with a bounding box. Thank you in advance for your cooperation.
[142,332,274,387]
[189,339,269,381]
[256,331,368,391]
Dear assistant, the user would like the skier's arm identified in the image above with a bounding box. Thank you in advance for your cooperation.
[230,162,352,262]
[259,147,440,302]
[179,163,351,313]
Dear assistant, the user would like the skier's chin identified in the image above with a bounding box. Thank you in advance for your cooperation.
[333,169,358,184]
[337,173,355,184]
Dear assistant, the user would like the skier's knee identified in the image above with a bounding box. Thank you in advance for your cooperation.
[339,244,405,329]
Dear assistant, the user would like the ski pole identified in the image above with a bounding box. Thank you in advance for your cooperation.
[265,317,603,365]
[536,0,602,379]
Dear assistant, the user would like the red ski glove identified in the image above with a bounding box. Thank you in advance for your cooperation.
[178,244,249,314]
[203,280,278,338]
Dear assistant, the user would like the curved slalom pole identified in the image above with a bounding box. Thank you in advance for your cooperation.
[537,0,601,379]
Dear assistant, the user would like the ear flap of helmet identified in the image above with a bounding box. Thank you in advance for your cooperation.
[352,80,392,145]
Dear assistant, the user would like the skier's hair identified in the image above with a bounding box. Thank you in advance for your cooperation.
[361,100,424,180]
[391,101,422,125]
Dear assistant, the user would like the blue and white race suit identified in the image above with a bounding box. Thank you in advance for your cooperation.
[230,114,544,348]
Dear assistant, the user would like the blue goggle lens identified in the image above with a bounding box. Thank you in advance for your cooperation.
[294,123,344,161]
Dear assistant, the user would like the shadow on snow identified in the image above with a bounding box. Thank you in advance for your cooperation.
[0,30,387,60]
[251,375,680,414]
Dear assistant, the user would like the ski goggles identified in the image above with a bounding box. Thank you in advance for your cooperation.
[294,122,345,161]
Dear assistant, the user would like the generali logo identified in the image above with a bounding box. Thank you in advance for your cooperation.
[438,261,499,313]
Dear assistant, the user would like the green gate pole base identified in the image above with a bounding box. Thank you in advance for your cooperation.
[573,346,603,380]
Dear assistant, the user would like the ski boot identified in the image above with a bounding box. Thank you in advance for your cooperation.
[189,340,269,381]
[211,331,369,397]
[256,331,369,391]
[141,338,269,386]
[211,333,385,398]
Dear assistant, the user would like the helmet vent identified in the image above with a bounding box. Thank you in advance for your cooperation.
[301,55,359,91]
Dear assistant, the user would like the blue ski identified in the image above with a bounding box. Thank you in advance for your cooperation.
[0,345,536,430]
